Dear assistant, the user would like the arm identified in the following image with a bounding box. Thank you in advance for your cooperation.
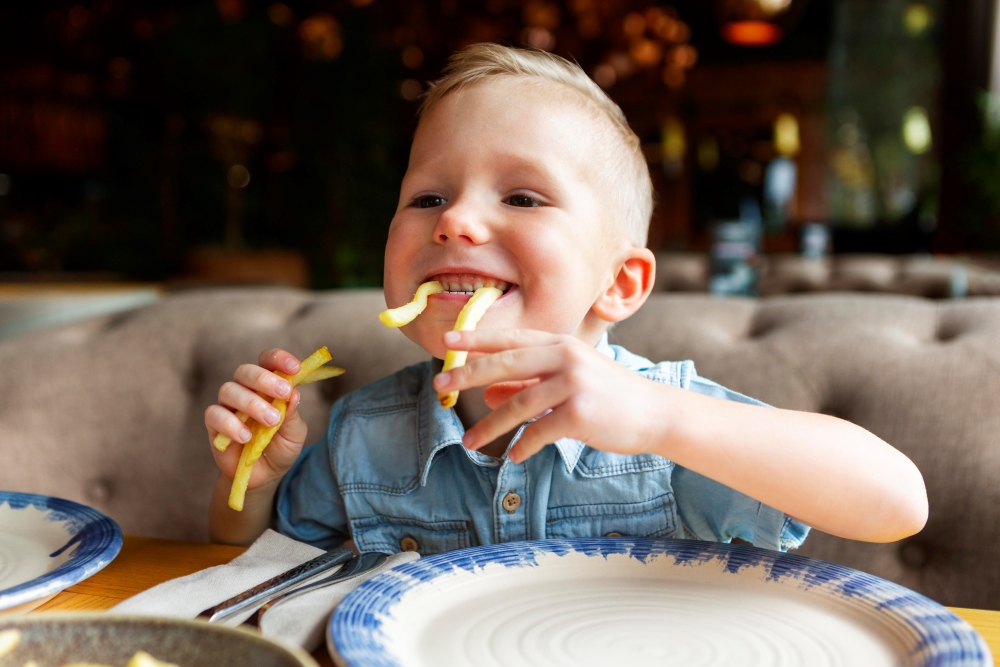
[205,348,309,545]
[435,329,928,544]
[652,386,927,543]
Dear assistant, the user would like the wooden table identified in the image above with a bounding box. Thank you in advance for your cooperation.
[30,535,1000,665]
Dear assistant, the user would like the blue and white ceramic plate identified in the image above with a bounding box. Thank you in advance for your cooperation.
[329,538,991,667]
[0,491,122,612]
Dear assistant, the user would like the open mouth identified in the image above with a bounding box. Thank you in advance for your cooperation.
[430,273,514,296]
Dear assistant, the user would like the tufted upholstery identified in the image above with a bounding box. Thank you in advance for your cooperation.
[2,288,1000,610]
[655,252,1000,298]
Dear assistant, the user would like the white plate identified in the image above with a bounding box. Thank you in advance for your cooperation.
[0,491,122,612]
[329,538,992,667]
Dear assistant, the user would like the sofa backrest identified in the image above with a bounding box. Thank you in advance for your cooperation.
[655,251,1000,298]
[2,287,999,609]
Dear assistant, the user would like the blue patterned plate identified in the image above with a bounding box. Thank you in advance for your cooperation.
[329,538,991,667]
[0,491,122,612]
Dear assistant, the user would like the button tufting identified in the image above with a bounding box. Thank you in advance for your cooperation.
[899,541,929,568]
[84,479,112,503]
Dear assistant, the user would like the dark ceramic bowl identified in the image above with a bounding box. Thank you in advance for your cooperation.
[0,614,318,667]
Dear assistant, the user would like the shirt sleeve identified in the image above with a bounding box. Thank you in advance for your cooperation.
[273,401,351,549]
[674,373,811,552]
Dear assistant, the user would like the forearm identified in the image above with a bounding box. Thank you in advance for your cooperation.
[655,387,928,543]
[208,473,279,546]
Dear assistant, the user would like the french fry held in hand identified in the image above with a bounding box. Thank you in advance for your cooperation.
[212,352,345,453]
[226,346,345,512]
[378,281,444,327]
[439,286,503,409]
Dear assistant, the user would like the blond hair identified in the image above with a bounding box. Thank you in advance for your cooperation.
[418,43,653,247]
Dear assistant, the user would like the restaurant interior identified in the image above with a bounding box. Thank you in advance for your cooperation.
[3,1,1000,666]
[2,0,999,295]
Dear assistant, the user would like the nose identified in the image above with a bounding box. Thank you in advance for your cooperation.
[432,197,490,245]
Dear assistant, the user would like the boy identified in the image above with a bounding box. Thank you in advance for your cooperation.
[206,44,927,553]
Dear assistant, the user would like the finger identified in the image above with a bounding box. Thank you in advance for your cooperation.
[464,375,571,451]
[218,381,284,427]
[442,328,563,353]
[205,404,253,444]
[435,345,565,394]
[508,409,574,464]
[233,363,293,400]
[484,380,539,409]
[287,388,301,417]
[258,348,301,375]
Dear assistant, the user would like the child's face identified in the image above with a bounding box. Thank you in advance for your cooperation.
[384,77,623,359]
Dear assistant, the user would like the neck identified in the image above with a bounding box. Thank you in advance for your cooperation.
[455,387,517,459]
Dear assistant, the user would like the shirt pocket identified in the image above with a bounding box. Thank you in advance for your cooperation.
[350,515,472,555]
[545,492,677,539]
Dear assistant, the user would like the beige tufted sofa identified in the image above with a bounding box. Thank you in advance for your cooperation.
[655,252,1000,298]
[2,288,1000,610]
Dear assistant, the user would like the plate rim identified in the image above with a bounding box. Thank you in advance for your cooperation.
[328,537,992,667]
[0,490,123,611]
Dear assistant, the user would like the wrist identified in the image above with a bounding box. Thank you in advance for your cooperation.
[644,382,689,460]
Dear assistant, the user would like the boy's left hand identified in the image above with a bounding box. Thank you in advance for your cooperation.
[433,329,666,463]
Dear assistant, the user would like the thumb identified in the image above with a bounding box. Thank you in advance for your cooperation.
[484,380,539,409]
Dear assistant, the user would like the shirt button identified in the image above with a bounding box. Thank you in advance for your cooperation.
[399,536,420,553]
[606,532,622,537]
[502,491,521,513]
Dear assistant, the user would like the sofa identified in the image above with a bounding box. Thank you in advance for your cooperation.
[655,251,1000,298]
[2,287,999,611]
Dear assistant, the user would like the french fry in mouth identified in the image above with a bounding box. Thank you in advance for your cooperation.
[379,281,444,327]
[224,346,345,512]
[439,286,503,409]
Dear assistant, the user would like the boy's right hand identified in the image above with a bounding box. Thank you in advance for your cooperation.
[204,348,309,491]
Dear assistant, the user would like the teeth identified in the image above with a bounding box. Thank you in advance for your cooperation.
[437,277,512,294]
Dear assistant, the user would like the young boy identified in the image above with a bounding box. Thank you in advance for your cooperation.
[205,44,928,553]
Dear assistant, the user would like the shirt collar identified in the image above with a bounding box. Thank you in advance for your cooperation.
[416,331,617,482]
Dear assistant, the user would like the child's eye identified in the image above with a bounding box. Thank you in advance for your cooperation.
[505,194,541,208]
[414,195,446,209]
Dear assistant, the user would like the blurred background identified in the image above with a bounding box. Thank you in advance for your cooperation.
[2,0,1000,301]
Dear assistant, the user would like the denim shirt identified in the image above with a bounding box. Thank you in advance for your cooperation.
[274,336,810,555]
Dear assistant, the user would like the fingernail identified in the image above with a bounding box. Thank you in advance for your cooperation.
[444,331,460,344]
[283,358,298,372]
[436,371,451,388]
[275,380,292,397]
[239,428,252,442]
[265,407,281,425]
[462,434,476,449]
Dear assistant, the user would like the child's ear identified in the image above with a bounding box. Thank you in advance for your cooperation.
[592,247,656,323]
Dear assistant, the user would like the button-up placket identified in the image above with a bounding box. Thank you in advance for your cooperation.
[494,454,528,542]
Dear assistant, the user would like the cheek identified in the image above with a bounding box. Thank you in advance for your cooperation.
[383,221,419,304]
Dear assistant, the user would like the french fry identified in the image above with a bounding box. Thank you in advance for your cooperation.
[379,281,444,327]
[297,365,345,385]
[124,650,180,667]
[0,629,19,659]
[439,286,503,409]
[214,347,337,452]
[226,346,344,511]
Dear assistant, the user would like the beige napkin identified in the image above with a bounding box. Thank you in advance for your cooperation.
[109,529,418,649]
[110,529,324,625]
